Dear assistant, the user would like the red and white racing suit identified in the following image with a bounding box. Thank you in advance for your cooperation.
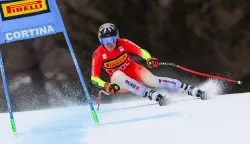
[91,38,182,93]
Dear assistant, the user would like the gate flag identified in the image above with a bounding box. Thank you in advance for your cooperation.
[0,0,99,135]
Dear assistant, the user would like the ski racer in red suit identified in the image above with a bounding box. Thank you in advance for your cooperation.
[91,23,208,106]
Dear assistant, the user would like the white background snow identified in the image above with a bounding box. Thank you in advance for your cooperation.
[0,80,249,144]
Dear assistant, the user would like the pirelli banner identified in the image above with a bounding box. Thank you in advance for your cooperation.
[0,0,65,44]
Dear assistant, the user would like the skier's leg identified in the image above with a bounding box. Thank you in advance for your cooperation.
[133,63,207,100]
[111,70,169,106]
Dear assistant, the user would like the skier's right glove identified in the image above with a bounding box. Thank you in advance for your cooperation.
[104,82,120,95]
[146,58,160,68]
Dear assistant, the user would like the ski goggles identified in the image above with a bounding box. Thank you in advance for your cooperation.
[100,36,117,46]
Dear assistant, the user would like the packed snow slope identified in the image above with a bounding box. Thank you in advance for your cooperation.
[0,80,249,144]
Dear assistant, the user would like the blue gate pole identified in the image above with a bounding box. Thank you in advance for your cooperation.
[63,31,99,124]
[0,49,17,135]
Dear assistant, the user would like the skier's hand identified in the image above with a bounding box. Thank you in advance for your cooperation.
[104,82,120,94]
[146,58,159,68]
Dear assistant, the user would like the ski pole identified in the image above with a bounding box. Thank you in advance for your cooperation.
[97,90,109,111]
[159,62,242,84]
[0,49,17,136]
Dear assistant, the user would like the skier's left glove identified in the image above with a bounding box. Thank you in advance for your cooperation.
[146,58,160,68]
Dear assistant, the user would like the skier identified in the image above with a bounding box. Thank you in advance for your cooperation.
[91,23,207,106]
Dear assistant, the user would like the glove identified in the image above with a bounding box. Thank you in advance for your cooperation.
[104,82,120,94]
[146,58,159,68]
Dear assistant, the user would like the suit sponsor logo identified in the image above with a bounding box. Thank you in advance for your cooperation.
[125,80,140,90]
[103,53,128,69]
[159,79,176,85]
[119,46,124,52]
[102,53,107,59]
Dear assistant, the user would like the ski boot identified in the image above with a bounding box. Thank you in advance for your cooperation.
[196,89,208,100]
[144,88,169,106]
[180,83,209,100]
[156,94,169,106]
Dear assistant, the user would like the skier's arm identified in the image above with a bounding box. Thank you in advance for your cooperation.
[123,39,152,60]
[139,49,152,60]
[91,76,106,88]
[91,51,120,94]
[91,52,106,88]
[123,39,160,68]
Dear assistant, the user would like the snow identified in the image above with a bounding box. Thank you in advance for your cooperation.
[0,80,249,144]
